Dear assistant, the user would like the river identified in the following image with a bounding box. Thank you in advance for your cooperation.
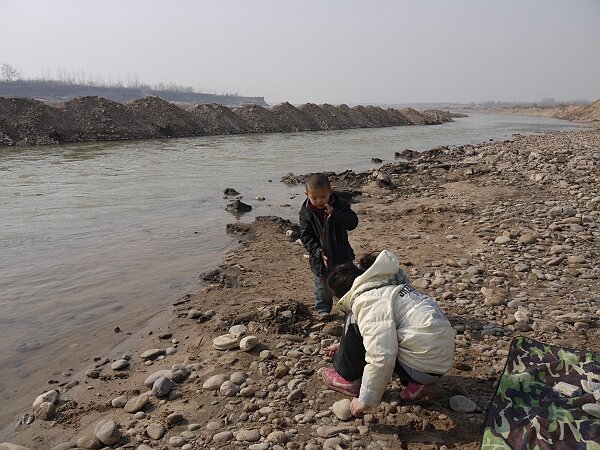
[0,113,582,428]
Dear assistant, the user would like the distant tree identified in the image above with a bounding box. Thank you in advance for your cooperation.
[1,63,21,82]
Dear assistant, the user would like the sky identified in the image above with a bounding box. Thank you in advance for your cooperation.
[1,0,599,105]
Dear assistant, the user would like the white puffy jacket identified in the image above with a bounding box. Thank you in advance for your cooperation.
[337,250,455,407]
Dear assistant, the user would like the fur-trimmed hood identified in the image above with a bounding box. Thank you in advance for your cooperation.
[337,250,409,313]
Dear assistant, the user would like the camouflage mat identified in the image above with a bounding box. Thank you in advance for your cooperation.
[481,336,600,449]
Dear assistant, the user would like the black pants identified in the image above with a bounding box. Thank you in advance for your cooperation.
[333,313,440,384]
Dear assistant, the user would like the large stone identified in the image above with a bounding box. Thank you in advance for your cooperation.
[203,374,229,390]
[32,390,59,408]
[239,335,259,351]
[332,399,353,421]
[123,395,149,413]
[220,381,240,397]
[235,429,261,442]
[146,423,165,440]
[33,401,56,420]
[212,431,234,444]
[95,419,121,445]
[449,395,478,413]
[140,348,165,360]
[144,369,173,387]
[213,333,241,350]
[76,435,102,449]
[152,376,174,397]
[226,200,252,213]
[111,359,129,370]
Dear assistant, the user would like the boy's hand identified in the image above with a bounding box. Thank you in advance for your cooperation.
[350,398,370,417]
[320,250,329,268]
[324,203,333,218]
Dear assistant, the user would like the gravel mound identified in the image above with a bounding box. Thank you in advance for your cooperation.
[0,97,70,145]
[336,104,373,128]
[269,102,319,131]
[232,104,288,133]
[187,103,250,134]
[125,96,204,137]
[59,96,155,142]
[298,103,349,130]
[0,95,454,146]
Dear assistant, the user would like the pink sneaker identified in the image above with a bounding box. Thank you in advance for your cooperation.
[322,368,361,397]
[400,382,425,401]
[400,382,441,402]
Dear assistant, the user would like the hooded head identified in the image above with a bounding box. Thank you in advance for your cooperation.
[330,250,409,313]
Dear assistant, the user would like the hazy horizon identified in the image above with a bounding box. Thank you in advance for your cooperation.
[1,0,599,105]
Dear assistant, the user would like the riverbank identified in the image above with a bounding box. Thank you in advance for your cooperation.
[0,96,455,147]
[490,98,600,123]
[2,129,599,449]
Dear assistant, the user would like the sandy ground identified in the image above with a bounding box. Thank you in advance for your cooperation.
[1,129,599,450]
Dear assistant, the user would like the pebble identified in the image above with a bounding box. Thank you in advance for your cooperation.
[168,436,187,447]
[152,376,174,397]
[146,422,165,439]
[202,374,229,390]
[332,398,353,421]
[123,395,149,413]
[111,395,128,408]
[235,428,261,442]
[212,431,234,444]
[32,390,59,408]
[213,333,241,350]
[33,401,56,420]
[140,348,165,360]
[110,359,129,370]
[240,335,259,351]
[249,444,270,450]
[167,412,185,425]
[220,380,240,396]
[95,419,121,445]
[317,425,354,438]
[144,369,173,387]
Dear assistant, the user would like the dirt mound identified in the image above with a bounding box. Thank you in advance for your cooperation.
[0,97,71,145]
[422,109,454,124]
[336,104,373,128]
[0,95,455,147]
[362,106,397,127]
[269,102,320,131]
[58,96,155,142]
[320,103,356,129]
[398,107,428,125]
[126,96,204,137]
[385,108,413,126]
[187,103,250,134]
[298,103,349,130]
[232,104,288,132]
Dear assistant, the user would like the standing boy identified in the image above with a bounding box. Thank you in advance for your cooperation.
[299,173,358,318]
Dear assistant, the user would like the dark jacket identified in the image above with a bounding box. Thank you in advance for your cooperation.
[299,193,358,276]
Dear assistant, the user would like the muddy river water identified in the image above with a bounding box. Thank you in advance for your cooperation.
[0,113,581,427]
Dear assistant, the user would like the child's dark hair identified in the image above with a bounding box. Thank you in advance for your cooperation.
[305,173,331,191]
[328,252,379,299]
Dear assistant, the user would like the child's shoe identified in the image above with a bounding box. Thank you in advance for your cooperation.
[322,368,360,397]
[400,382,441,402]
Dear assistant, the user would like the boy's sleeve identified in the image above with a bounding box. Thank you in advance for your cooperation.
[355,298,398,407]
[330,203,358,230]
[299,209,321,258]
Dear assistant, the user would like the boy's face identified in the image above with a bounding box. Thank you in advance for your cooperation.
[306,186,332,209]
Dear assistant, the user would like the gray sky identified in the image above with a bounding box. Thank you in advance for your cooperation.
[1,0,599,104]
